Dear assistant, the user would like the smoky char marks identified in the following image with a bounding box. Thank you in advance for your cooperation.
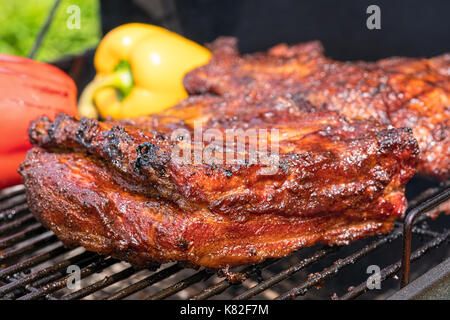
[27,113,193,208]
[375,55,450,180]
[184,37,450,180]
[27,98,419,218]
[28,113,170,173]
[20,148,398,268]
[184,37,327,99]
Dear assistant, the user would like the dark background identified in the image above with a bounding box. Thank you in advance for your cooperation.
[101,0,450,61]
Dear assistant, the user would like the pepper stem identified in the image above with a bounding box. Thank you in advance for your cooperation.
[78,60,134,118]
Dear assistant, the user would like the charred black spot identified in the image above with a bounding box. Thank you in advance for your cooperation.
[134,142,166,176]
[224,168,233,178]
[76,118,96,148]
[176,238,189,251]
[372,83,387,96]
[375,128,406,154]
[279,162,289,173]
[102,128,123,161]
[47,117,59,143]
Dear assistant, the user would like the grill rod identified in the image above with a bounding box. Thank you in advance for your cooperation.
[231,249,331,300]
[18,257,119,300]
[0,185,25,202]
[106,264,183,300]
[147,269,213,300]
[190,259,277,300]
[275,227,403,300]
[339,228,450,299]
[400,187,450,287]
[0,251,97,297]
[0,203,28,222]
[0,231,57,263]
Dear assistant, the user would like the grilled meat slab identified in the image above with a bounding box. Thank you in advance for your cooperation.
[28,98,417,218]
[20,148,404,268]
[184,38,450,180]
[21,95,419,267]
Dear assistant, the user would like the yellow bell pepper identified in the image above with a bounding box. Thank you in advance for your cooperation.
[78,23,211,119]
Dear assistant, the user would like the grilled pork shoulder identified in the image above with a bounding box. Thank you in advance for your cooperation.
[20,97,419,268]
[184,38,450,180]
[19,148,404,268]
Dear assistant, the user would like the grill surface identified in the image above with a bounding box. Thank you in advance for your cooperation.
[0,182,448,300]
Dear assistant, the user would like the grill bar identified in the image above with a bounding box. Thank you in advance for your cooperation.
[401,187,450,287]
[0,213,35,234]
[0,203,28,222]
[19,257,118,300]
[0,185,25,202]
[0,194,27,212]
[0,223,46,249]
[147,270,212,300]
[412,227,442,238]
[0,244,66,279]
[190,259,277,300]
[339,229,450,300]
[275,228,403,300]
[232,248,332,300]
[0,250,95,297]
[62,263,135,300]
[0,232,57,263]
[106,264,183,300]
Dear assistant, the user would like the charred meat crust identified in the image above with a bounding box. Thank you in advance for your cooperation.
[184,37,449,180]
[20,148,398,268]
[27,106,418,218]
[22,96,419,268]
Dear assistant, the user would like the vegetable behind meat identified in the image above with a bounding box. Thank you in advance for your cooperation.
[0,54,77,188]
[78,23,211,119]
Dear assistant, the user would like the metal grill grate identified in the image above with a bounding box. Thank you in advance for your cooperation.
[0,184,448,300]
